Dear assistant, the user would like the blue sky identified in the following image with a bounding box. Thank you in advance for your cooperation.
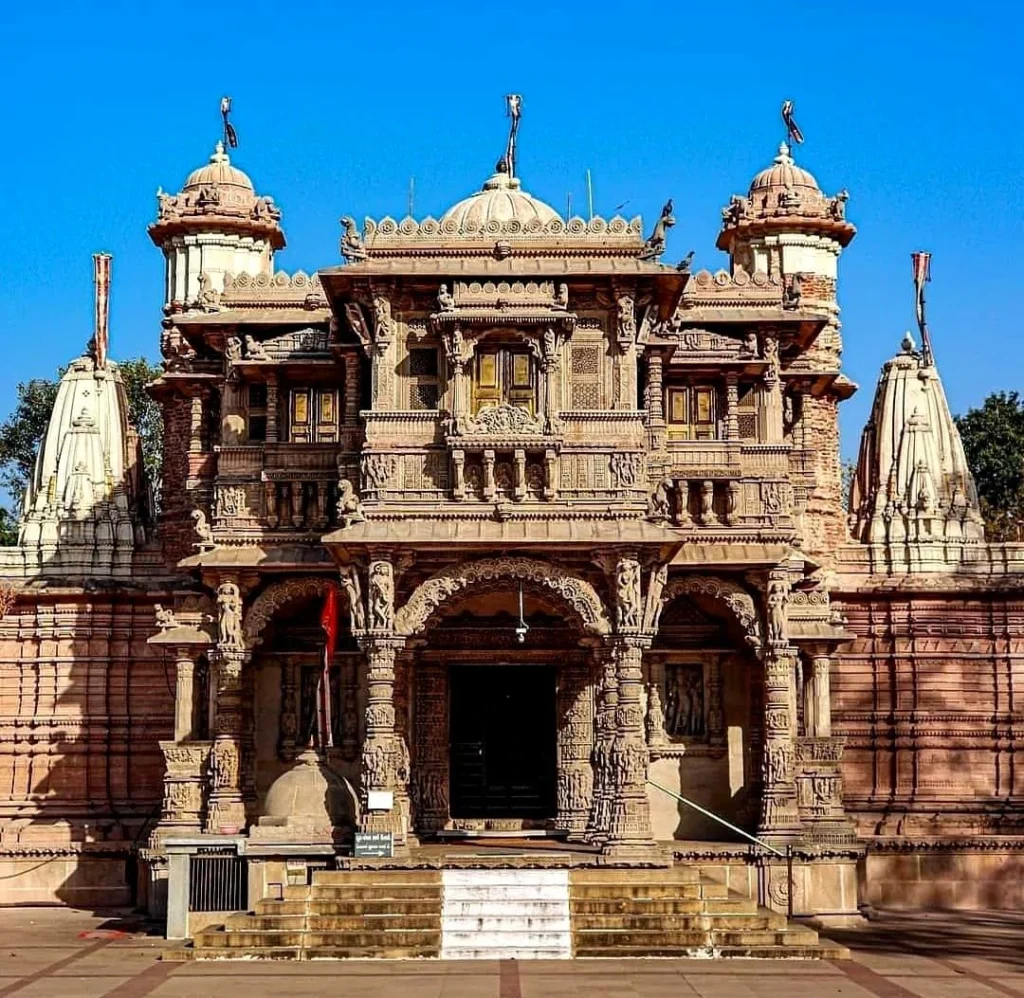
[0,0,1020,460]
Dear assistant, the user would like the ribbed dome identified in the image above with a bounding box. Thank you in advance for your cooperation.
[440,170,561,232]
[750,142,821,194]
[183,141,254,193]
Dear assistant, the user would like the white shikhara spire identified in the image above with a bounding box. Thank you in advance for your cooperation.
[10,258,150,578]
[848,332,985,573]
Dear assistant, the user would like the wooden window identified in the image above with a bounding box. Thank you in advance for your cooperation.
[408,347,440,410]
[247,383,267,442]
[666,384,719,440]
[472,345,536,415]
[289,387,339,443]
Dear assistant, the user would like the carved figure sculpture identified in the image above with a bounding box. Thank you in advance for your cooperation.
[641,199,675,260]
[783,273,803,309]
[553,283,569,310]
[224,336,242,363]
[666,664,705,737]
[339,216,367,261]
[196,273,221,312]
[191,509,215,552]
[337,480,365,528]
[648,478,673,522]
[338,564,366,631]
[615,559,641,631]
[766,577,788,647]
[160,326,196,371]
[343,302,371,351]
[244,334,267,360]
[437,284,455,311]
[217,581,243,649]
[154,604,177,631]
[368,563,394,631]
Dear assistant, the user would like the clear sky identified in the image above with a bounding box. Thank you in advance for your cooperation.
[0,0,1020,459]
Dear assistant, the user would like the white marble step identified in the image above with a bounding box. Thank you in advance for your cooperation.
[443,899,567,918]
[440,869,572,959]
[444,915,571,933]
[443,883,567,902]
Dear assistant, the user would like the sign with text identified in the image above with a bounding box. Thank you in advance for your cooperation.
[353,832,394,858]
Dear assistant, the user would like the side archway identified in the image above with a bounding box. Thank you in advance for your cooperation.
[659,574,762,650]
[395,556,611,637]
[243,576,347,647]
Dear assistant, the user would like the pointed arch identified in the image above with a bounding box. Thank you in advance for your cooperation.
[659,574,762,650]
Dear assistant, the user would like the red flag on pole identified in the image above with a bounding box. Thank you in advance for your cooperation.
[318,587,339,749]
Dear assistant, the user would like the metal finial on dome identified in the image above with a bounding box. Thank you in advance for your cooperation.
[211,140,229,164]
[901,330,916,354]
[775,141,794,165]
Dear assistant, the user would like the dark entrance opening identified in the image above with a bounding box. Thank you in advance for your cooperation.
[449,665,556,819]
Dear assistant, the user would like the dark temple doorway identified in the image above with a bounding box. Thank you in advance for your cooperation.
[449,665,556,820]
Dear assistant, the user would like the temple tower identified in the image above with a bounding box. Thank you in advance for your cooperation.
[148,141,284,311]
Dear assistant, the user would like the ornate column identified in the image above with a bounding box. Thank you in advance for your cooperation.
[725,373,739,441]
[173,654,196,742]
[585,645,617,843]
[758,569,802,840]
[189,395,204,453]
[555,660,594,837]
[207,579,248,834]
[602,550,656,857]
[805,653,832,739]
[758,332,785,444]
[278,658,298,762]
[358,555,409,852]
[541,327,562,435]
[266,373,279,443]
[647,351,665,449]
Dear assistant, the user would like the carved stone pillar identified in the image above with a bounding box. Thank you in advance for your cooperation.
[586,646,617,843]
[158,741,211,837]
[759,570,801,840]
[451,449,466,502]
[644,656,667,747]
[805,653,833,738]
[647,351,665,449]
[394,649,415,847]
[189,395,204,453]
[358,635,408,849]
[706,654,725,747]
[482,450,496,501]
[555,661,594,837]
[413,661,449,835]
[207,648,248,834]
[605,636,656,855]
[725,372,739,440]
[173,655,196,742]
[449,351,468,432]
[758,332,784,444]
[513,449,526,502]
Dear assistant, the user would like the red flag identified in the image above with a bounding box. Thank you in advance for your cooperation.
[318,587,339,749]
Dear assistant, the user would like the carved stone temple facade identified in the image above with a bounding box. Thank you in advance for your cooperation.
[0,109,1020,918]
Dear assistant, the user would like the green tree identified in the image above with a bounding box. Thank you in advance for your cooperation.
[0,358,163,543]
[955,391,1024,541]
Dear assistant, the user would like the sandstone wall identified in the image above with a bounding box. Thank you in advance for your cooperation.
[0,592,173,905]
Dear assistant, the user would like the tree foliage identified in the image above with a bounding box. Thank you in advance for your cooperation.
[0,358,163,542]
[955,391,1024,541]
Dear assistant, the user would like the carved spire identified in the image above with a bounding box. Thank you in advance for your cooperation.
[849,332,985,571]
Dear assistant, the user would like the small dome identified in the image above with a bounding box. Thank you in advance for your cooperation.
[262,749,357,833]
[183,141,254,193]
[749,142,821,195]
[440,169,561,232]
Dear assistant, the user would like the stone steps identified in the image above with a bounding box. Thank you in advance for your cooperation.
[172,865,848,961]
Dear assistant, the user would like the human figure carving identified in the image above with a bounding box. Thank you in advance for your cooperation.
[217,581,243,649]
[437,284,455,311]
[368,563,394,631]
[224,336,242,363]
[338,564,366,631]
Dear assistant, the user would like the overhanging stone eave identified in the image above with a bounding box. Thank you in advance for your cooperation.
[321,517,685,561]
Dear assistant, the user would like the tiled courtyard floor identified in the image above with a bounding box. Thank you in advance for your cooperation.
[0,907,1023,997]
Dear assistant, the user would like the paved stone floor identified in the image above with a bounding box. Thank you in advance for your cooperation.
[0,907,1023,997]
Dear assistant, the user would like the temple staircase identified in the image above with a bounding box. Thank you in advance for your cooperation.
[169,865,848,960]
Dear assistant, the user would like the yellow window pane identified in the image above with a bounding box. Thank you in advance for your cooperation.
[478,352,498,388]
[512,353,532,388]
[319,390,335,424]
[292,390,309,424]
[669,390,688,423]
[695,387,713,423]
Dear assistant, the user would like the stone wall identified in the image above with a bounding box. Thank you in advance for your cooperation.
[0,593,173,904]
[833,591,1024,840]
[800,393,845,559]
[158,393,199,566]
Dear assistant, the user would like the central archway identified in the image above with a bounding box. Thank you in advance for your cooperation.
[397,557,606,838]
[395,556,611,637]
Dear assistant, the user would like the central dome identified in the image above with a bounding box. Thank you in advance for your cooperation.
[183,141,255,194]
[749,142,821,195]
[440,169,561,232]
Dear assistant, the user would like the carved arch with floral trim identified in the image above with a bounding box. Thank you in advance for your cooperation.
[243,577,348,646]
[395,557,611,637]
[659,574,762,650]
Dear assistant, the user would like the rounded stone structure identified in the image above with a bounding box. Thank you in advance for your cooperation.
[256,749,358,842]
